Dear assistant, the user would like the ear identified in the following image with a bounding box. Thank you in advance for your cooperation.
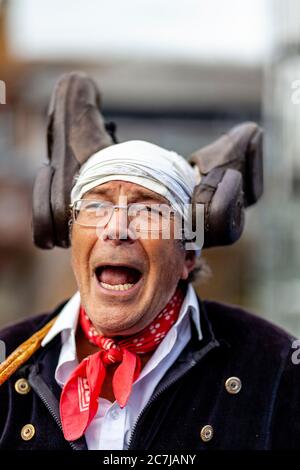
[181,250,196,280]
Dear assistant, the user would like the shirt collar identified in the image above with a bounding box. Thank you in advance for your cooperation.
[42,285,202,389]
[184,283,202,340]
[41,284,202,350]
[41,291,81,347]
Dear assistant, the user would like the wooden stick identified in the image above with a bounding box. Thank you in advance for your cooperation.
[0,317,57,386]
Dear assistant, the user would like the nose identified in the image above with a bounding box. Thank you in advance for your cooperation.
[98,206,136,245]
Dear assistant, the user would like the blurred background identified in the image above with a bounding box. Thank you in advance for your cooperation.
[0,0,300,335]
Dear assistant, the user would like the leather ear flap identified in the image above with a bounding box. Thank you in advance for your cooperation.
[243,124,263,207]
[189,122,263,206]
[32,165,55,249]
[206,168,245,247]
[189,122,263,248]
[192,168,244,248]
[32,72,116,249]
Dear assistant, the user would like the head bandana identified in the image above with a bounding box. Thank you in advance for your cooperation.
[70,140,200,219]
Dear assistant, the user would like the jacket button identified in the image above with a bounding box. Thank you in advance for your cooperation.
[225,376,242,394]
[21,424,35,441]
[15,378,31,395]
[200,425,213,442]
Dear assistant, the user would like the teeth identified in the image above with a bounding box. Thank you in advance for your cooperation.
[100,282,135,291]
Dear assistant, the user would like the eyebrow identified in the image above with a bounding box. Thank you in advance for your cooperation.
[87,187,169,204]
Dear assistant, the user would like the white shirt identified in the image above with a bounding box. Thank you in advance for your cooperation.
[42,285,202,450]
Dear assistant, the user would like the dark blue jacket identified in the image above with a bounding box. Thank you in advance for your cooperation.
[0,298,299,450]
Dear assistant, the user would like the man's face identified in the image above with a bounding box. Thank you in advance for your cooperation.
[71,180,195,337]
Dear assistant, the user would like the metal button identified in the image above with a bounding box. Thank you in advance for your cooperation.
[15,378,31,395]
[225,376,242,394]
[21,424,35,441]
[200,424,213,442]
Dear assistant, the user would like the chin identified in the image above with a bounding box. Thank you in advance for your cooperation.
[89,305,146,337]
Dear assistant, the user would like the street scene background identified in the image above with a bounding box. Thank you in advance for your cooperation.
[1,0,300,336]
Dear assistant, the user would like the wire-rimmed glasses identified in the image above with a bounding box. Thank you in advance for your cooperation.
[71,199,181,236]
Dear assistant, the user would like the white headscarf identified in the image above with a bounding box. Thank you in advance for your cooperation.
[70,140,200,218]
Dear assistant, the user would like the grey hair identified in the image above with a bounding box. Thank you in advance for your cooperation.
[187,256,211,284]
[176,239,211,284]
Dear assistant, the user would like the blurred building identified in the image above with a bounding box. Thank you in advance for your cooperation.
[248,0,300,333]
[1,0,299,336]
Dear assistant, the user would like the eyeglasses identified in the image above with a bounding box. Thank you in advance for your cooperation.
[71,199,181,234]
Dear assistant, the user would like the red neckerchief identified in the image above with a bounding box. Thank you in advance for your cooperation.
[60,284,185,441]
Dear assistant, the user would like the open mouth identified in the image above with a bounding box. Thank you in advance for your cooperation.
[95,265,143,292]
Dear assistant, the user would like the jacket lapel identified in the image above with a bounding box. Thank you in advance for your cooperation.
[28,334,88,450]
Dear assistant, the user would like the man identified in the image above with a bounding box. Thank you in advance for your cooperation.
[0,73,300,451]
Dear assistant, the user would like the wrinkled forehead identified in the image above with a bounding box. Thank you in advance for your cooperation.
[85,180,171,204]
[70,140,198,218]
